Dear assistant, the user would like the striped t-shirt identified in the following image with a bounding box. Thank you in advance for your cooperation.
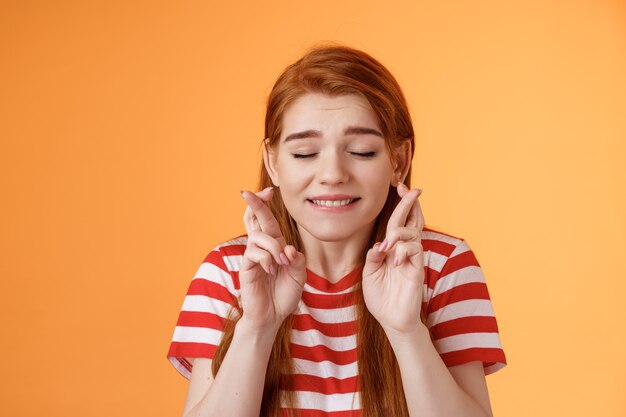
[167,228,507,415]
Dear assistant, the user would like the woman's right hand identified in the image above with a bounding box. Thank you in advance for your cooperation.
[238,187,307,331]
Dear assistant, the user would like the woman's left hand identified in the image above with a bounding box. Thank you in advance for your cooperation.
[362,183,426,335]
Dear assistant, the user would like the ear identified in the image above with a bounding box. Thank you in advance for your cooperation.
[262,138,280,187]
[391,141,412,186]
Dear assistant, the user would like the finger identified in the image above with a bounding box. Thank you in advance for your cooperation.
[363,242,388,276]
[397,183,424,229]
[243,188,273,233]
[397,182,409,197]
[277,245,306,289]
[403,198,422,230]
[397,183,422,196]
[242,246,276,275]
[283,245,307,269]
[255,186,275,202]
[393,241,424,267]
[405,194,424,231]
[387,187,420,229]
[243,206,261,233]
[247,231,287,265]
[282,245,297,265]
[241,190,284,239]
[414,199,425,232]
[283,245,307,287]
[381,226,419,251]
[243,187,275,233]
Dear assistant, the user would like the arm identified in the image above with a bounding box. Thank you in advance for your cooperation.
[362,184,499,417]
[180,188,306,417]
[387,326,493,417]
[182,320,280,417]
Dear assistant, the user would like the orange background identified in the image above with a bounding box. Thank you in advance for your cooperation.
[1,1,625,416]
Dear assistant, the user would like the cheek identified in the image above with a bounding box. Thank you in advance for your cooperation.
[276,169,308,203]
[276,156,316,188]
[367,165,394,202]
[367,162,394,185]
[274,158,298,191]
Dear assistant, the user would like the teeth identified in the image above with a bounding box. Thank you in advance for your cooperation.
[311,199,354,207]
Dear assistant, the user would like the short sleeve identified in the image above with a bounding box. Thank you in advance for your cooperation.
[424,237,507,375]
[166,238,246,379]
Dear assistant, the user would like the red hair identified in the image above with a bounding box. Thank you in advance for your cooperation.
[213,44,417,417]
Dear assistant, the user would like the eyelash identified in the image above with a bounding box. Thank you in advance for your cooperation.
[292,152,377,159]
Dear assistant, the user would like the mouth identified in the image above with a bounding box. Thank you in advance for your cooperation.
[306,197,361,208]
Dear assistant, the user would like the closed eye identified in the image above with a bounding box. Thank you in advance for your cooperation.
[292,151,377,159]
[351,151,377,158]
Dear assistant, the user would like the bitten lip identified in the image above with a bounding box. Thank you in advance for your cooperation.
[308,194,359,201]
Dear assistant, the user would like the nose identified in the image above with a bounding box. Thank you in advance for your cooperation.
[315,149,349,185]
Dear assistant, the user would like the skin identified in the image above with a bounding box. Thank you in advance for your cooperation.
[181,93,495,417]
[265,93,413,280]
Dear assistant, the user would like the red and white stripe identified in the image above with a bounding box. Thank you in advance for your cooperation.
[167,228,507,414]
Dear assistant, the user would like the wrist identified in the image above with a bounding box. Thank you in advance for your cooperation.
[383,322,431,350]
[236,316,282,341]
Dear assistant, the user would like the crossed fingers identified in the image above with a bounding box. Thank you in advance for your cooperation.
[376,183,425,267]
[241,187,284,241]
[240,187,293,275]
[388,183,423,226]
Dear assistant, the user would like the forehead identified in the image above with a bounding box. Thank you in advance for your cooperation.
[281,93,380,132]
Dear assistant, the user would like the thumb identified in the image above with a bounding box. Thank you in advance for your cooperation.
[284,245,307,286]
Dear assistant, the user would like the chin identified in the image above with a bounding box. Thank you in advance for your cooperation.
[298,221,372,243]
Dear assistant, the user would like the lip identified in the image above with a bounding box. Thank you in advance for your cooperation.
[308,194,359,200]
[306,195,360,212]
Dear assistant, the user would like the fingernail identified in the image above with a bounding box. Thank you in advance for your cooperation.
[394,256,400,266]
[269,264,276,275]
[417,188,423,197]
[263,186,274,193]
[378,240,388,252]
[280,252,289,265]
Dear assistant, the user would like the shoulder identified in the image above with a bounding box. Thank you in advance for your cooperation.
[421,228,507,375]
[194,235,249,292]
[421,226,485,297]
[210,235,248,256]
[422,226,476,270]
[202,235,248,269]
[422,226,471,253]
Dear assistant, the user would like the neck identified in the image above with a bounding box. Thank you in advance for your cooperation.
[297,222,374,283]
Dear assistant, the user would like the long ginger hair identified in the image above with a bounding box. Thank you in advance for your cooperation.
[212,44,417,417]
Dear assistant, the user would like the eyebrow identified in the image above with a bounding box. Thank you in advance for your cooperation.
[283,126,383,142]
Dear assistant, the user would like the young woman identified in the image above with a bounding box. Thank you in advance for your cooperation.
[168,45,506,417]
